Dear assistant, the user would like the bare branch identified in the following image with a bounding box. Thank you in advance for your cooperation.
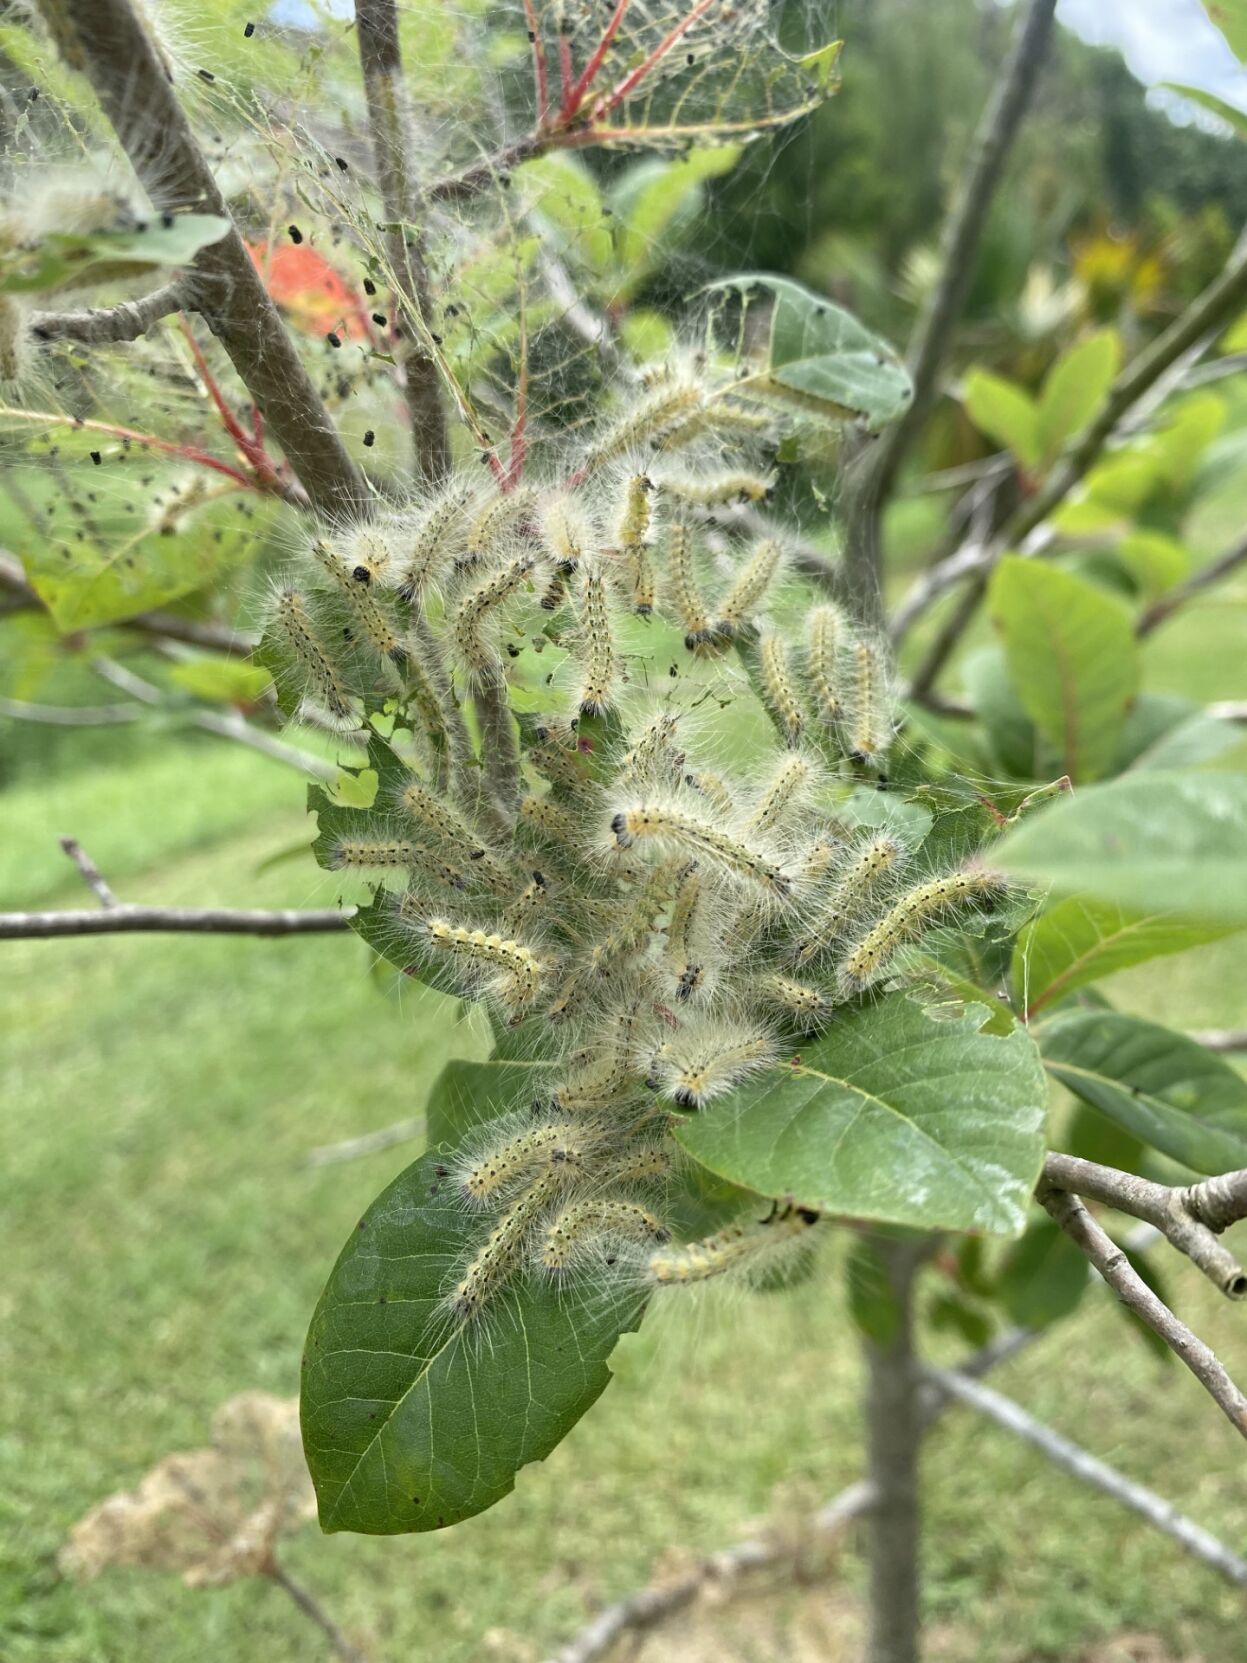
[304,1116,426,1168]
[1180,1169,1247,1235]
[840,0,1057,620]
[37,0,367,522]
[1136,531,1247,638]
[263,1558,366,1663]
[59,836,119,908]
[925,1367,1247,1587]
[355,0,450,481]
[424,133,550,204]
[0,695,143,726]
[29,282,185,346]
[1037,1181,1247,1441]
[0,906,352,941]
[1194,1029,1247,1055]
[1042,1153,1247,1299]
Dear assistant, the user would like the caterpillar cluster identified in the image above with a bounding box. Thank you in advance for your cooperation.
[267,363,1007,1327]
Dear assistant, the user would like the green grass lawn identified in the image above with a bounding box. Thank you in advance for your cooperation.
[3,689,1247,1661]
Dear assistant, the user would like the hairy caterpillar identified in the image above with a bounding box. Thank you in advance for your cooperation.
[616,472,658,616]
[272,588,358,727]
[746,754,815,834]
[518,793,580,850]
[760,971,834,1026]
[575,562,619,715]
[447,1171,563,1320]
[838,870,1006,991]
[459,1122,579,1206]
[647,1206,818,1285]
[308,540,406,664]
[649,1019,777,1108]
[758,632,804,746]
[683,770,735,817]
[539,1199,669,1273]
[424,918,550,1007]
[846,637,893,769]
[584,380,704,469]
[660,471,774,507]
[621,713,685,791]
[794,834,907,964]
[666,520,717,652]
[610,801,792,901]
[807,605,844,726]
[714,537,784,641]
[396,778,512,889]
[464,486,536,567]
[395,480,472,600]
[450,553,536,671]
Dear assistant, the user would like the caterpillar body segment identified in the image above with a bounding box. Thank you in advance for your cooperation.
[518,793,581,853]
[759,971,834,1027]
[447,1171,562,1321]
[801,833,848,882]
[333,527,393,589]
[309,540,406,664]
[459,1123,574,1206]
[584,380,704,470]
[575,562,619,716]
[838,869,1006,991]
[609,799,793,903]
[603,1145,673,1187]
[659,470,774,508]
[649,1019,778,1109]
[464,485,537,568]
[647,1206,818,1286]
[807,605,844,726]
[621,713,685,792]
[666,520,717,653]
[682,770,735,818]
[539,1199,669,1273]
[794,834,907,964]
[331,835,468,892]
[424,917,551,1008]
[757,632,804,746]
[846,637,894,770]
[395,480,473,600]
[713,537,784,641]
[504,870,550,930]
[451,553,537,672]
[617,472,658,616]
[745,753,816,835]
[397,777,504,873]
[272,588,359,728]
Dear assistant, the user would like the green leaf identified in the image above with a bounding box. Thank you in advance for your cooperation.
[1036,331,1120,467]
[1163,83,1247,135]
[673,994,1047,1237]
[927,1290,994,1347]
[961,645,1044,779]
[1112,531,1190,601]
[988,557,1139,782]
[992,771,1247,923]
[610,148,742,300]
[1195,2,1247,64]
[997,1218,1089,1328]
[963,369,1040,470]
[165,658,273,705]
[705,274,912,429]
[845,1235,904,1345]
[519,154,612,275]
[0,215,229,295]
[301,1149,646,1534]
[1121,708,1245,775]
[1038,1010,1247,1174]
[1013,897,1236,1017]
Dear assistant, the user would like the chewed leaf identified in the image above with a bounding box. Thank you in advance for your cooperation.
[0,215,228,295]
[674,992,1047,1236]
[706,274,912,429]
[300,1150,646,1535]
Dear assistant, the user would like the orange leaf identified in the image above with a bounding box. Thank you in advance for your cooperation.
[247,241,373,340]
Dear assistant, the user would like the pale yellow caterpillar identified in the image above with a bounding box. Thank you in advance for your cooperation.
[459,1123,574,1205]
[604,1145,673,1186]
[760,971,834,1026]
[335,527,393,588]
[519,793,579,848]
[617,472,654,553]
[683,770,735,817]
[610,801,792,901]
[660,471,774,507]
[272,588,358,727]
[584,380,704,469]
[666,520,717,652]
[576,562,618,715]
[331,837,468,892]
[425,918,549,1006]
[794,834,906,964]
[649,1019,777,1108]
[847,637,894,769]
[621,713,685,791]
[450,553,535,671]
[807,605,844,725]
[801,834,847,882]
[539,1199,669,1273]
[464,486,536,566]
[838,870,1006,991]
[504,870,550,929]
[397,778,512,890]
[395,480,472,600]
[308,539,405,663]
[714,537,784,640]
[647,1206,818,1286]
[758,632,804,745]
[746,754,814,835]
[448,1171,562,1320]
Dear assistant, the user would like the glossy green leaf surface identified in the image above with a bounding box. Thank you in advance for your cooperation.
[673,994,1047,1237]
[997,1217,1089,1328]
[1036,330,1120,466]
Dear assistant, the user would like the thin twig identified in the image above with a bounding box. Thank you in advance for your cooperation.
[29,281,185,345]
[0,906,353,941]
[264,1558,366,1663]
[1037,1182,1247,1441]
[1194,1030,1247,1055]
[304,1115,426,1167]
[355,0,450,481]
[1042,1153,1247,1299]
[1136,531,1247,637]
[925,1367,1247,1587]
[59,837,119,908]
[0,696,142,726]
[1180,1170,1247,1235]
[37,0,367,521]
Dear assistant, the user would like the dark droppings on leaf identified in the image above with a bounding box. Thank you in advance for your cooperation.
[362,430,375,447]
[243,20,255,37]
[288,225,303,244]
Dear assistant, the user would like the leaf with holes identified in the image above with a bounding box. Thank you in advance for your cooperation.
[989,557,1138,782]
[301,1149,647,1535]
[1014,897,1236,1017]
[673,994,1047,1237]
[1038,1009,1247,1174]
[706,274,911,429]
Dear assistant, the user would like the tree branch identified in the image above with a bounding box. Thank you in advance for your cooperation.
[1042,1153,1247,1299]
[1193,1030,1247,1055]
[28,281,185,346]
[925,1367,1247,1587]
[0,906,352,941]
[1136,531,1247,638]
[37,0,367,523]
[1037,1180,1247,1441]
[355,0,450,481]
[0,696,143,726]
[840,0,1057,622]
[263,1558,366,1663]
[59,836,119,907]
